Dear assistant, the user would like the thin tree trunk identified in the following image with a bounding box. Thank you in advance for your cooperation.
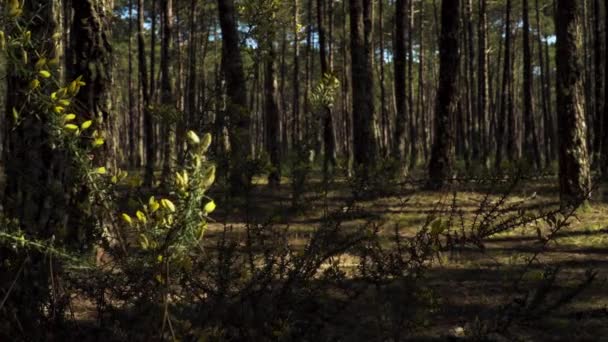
[407,0,417,169]
[161,0,175,181]
[496,0,512,170]
[523,0,542,169]
[393,0,408,167]
[292,0,301,146]
[138,0,155,185]
[318,0,337,177]
[478,0,489,167]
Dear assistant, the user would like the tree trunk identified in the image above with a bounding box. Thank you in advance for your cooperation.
[138,0,155,185]
[603,0,608,176]
[592,0,603,166]
[350,0,378,176]
[555,0,591,206]
[523,0,542,169]
[318,0,337,177]
[292,0,301,146]
[217,0,252,193]
[407,0,417,170]
[428,0,460,189]
[393,0,408,167]
[478,0,489,167]
[496,0,512,170]
[2,0,64,330]
[265,43,281,187]
[161,0,175,181]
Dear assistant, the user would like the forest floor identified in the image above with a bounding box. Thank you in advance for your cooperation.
[205,173,608,341]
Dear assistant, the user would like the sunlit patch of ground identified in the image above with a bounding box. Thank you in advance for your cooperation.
[204,175,608,339]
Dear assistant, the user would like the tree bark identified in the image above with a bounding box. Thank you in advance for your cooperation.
[523,0,542,169]
[555,0,591,206]
[393,0,408,167]
[161,0,175,181]
[138,0,155,186]
[428,0,460,189]
[318,0,337,177]
[478,0,489,167]
[217,0,252,193]
[350,0,378,176]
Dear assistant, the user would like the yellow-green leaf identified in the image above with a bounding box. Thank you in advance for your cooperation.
[35,58,47,70]
[121,213,133,225]
[139,234,149,250]
[186,130,200,145]
[81,120,93,130]
[63,114,76,122]
[203,201,216,214]
[38,70,51,79]
[29,79,40,90]
[201,133,212,152]
[92,138,105,147]
[160,199,176,212]
[136,210,147,224]
[96,167,107,175]
[64,124,79,131]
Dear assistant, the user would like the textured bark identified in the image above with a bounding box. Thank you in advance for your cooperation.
[603,0,608,175]
[138,0,155,186]
[318,0,337,176]
[1,0,74,330]
[478,0,489,166]
[393,0,408,166]
[555,0,591,206]
[186,0,198,132]
[265,43,281,187]
[592,0,603,164]
[407,0,417,169]
[160,0,176,181]
[496,0,512,170]
[71,0,113,162]
[292,0,301,146]
[428,0,460,189]
[536,0,555,167]
[217,0,252,193]
[350,0,378,175]
[522,0,542,169]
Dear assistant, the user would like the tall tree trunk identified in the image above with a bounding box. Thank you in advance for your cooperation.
[350,0,378,176]
[593,0,604,166]
[393,0,408,168]
[128,0,137,167]
[555,0,591,206]
[217,0,252,193]
[318,0,337,177]
[407,0,417,170]
[428,0,460,189]
[378,0,388,156]
[536,0,554,167]
[478,0,489,167]
[292,0,301,146]
[523,0,542,169]
[603,0,608,176]
[139,0,155,185]
[150,0,157,100]
[2,1,64,330]
[265,42,281,187]
[186,0,198,132]
[161,0,175,181]
[496,0,512,170]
